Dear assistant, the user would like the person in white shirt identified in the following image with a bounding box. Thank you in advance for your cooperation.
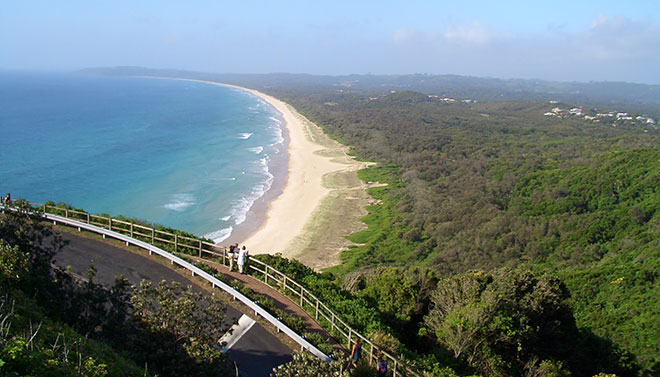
[237,246,249,274]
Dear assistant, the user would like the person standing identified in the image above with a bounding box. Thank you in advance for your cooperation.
[244,246,250,271]
[376,353,388,376]
[237,245,248,274]
[227,245,236,271]
[350,338,361,369]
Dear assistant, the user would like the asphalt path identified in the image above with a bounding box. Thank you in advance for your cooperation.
[54,231,292,377]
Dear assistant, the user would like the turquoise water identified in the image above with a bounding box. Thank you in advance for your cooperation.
[0,72,286,242]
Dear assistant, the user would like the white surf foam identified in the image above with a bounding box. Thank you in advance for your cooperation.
[227,158,275,227]
[248,146,264,154]
[205,226,233,244]
[163,193,195,212]
[220,215,231,221]
[238,132,253,140]
[268,117,285,146]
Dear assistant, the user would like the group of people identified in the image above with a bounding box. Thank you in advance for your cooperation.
[226,243,249,273]
[2,193,10,206]
[350,339,388,376]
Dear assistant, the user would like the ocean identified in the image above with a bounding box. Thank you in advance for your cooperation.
[0,72,286,243]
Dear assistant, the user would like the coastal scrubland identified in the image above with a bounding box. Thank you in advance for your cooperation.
[254,87,659,376]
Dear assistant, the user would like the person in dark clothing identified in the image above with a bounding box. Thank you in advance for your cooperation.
[376,353,387,376]
[227,244,236,271]
[350,338,361,369]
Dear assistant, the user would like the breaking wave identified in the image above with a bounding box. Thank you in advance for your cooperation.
[163,193,195,212]
[205,226,233,244]
[238,132,253,139]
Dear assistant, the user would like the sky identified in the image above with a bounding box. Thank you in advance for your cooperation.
[1,0,659,84]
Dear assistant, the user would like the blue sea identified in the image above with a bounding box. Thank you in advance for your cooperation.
[0,72,286,243]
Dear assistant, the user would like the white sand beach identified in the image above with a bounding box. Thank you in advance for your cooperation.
[158,77,375,268]
[227,86,346,253]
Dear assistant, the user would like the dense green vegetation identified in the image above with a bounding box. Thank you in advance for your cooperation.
[0,202,233,376]
[53,69,660,375]
[255,89,659,376]
[252,254,637,377]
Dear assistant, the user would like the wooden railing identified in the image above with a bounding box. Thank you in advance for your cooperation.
[1,202,330,362]
[248,258,421,376]
[8,202,421,377]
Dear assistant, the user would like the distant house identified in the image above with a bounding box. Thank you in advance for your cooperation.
[551,107,568,116]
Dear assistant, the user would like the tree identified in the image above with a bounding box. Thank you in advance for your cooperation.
[0,240,29,290]
[424,269,578,377]
[129,280,231,377]
[271,352,350,377]
[0,199,67,293]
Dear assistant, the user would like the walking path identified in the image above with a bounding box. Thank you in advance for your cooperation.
[187,255,345,353]
[55,227,346,359]
[55,231,293,377]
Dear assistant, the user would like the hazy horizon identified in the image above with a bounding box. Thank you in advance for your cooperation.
[2,1,659,85]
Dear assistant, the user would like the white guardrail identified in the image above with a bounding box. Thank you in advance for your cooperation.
[2,202,421,376]
[27,209,332,362]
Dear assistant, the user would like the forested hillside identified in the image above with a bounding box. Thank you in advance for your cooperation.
[86,68,659,376]
[84,67,660,110]
[264,89,659,375]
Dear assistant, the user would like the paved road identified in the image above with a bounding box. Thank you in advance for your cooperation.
[54,232,292,377]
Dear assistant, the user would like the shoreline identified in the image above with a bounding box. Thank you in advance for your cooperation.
[145,77,375,269]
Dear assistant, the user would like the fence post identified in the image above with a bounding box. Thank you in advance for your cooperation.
[198,240,202,257]
[65,209,68,218]
[315,300,319,320]
[130,223,134,237]
[222,247,226,265]
[369,343,373,365]
[299,287,304,306]
[151,228,155,244]
[174,234,178,253]
[86,213,90,224]
[265,265,269,285]
[108,217,112,231]
[348,328,352,349]
[283,276,287,292]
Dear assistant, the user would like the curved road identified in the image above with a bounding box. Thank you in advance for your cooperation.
[54,232,292,377]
